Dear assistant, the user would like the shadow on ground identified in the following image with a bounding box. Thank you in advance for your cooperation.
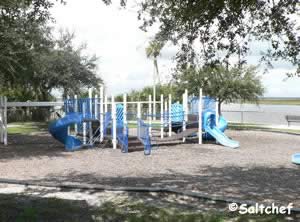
[0,193,93,221]
[37,166,300,208]
[0,133,69,160]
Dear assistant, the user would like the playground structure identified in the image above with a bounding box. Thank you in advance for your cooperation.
[48,87,240,155]
[0,96,7,146]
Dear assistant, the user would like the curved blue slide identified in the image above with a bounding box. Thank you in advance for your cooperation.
[49,113,83,151]
[203,111,239,149]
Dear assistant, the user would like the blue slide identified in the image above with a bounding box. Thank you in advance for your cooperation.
[203,111,239,149]
[49,113,83,151]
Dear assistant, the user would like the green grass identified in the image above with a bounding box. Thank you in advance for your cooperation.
[248,99,300,105]
[228,123,300,134]
[0,193,289,222]
[8,122,48,135]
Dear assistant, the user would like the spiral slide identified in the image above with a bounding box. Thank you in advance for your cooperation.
[203,111,239,149]
[49,113,83,151]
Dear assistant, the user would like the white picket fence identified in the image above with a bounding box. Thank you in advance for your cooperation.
[0,96,7,145]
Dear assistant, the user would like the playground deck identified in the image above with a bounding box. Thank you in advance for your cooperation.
[0,130,299,208]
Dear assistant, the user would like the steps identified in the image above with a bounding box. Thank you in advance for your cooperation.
[126,136,144,152]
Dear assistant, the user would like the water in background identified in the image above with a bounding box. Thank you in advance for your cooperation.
[222,103,300,125]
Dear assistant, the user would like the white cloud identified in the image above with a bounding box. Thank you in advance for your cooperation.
[51,0,300,97]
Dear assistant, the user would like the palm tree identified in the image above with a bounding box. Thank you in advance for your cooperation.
[146,40,164,119]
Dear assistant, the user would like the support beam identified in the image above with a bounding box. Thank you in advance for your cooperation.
[100,86,104,142]
[74,95,78,135]
[168,94,172,137]
[160,94,164,139]
[112,96,117,149]
[215,99,219,127]
[123,93,127,125]
[82,103,87,145]
[137,102,141,138]
[4,96,7,145]
[198,89,203,145]
[148,95,152,136]
[88,88,93,144]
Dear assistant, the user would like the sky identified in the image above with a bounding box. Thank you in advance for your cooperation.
[51,0,300,97]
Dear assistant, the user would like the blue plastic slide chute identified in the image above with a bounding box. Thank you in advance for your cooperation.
[292,153,300,165]
[203,111,239,149]
[49,113,83,151]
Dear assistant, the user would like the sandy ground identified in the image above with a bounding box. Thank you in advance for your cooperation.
[0,130,299,208]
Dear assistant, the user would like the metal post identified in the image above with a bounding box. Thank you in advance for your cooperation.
[104,95,108,114]
[149,95,152,136]
[123,93,127,125]
[95,94,98,119]
[183,90,188,142]
[4,96,7,145]
[74,95,78,135]
[198,89,202,145]
[137,102,141,138]
[215,100,219,126]
[0,96,3,143]
[88,88,93,144]
[112,96,117,149]
[100,86,104,142]
[160,94,164,139]
[67,95,70,136]
[82,103,87,145]
[168,94,172,137]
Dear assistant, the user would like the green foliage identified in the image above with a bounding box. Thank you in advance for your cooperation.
[116,84,179,102]
[0,0,102,101]
[174,65,264,114]
[137,0,300,76]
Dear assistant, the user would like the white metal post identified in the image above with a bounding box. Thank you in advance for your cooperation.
[112,95,117,149]
[67,95,70,136]
[104,95,108,114]
[215,99,219,127]
[168,94,172,137]
[95,94,98,119]
[198,89,203,144]
[160,94,164,139]
[123,93,127,125]
[94,94,98,143]
[82,103,87,145]
[100,86,104,142]
[148,95,152,136]
[74,95,78,135]
[137,102,141,138]
[182,90,188,142]
[0,96,3,143]
[88,88,93,144]
[4,96,7,145]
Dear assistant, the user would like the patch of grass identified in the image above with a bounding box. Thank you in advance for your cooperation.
[228,123,300,134]
[0,193,291,222]
[248,99,300,105]
[94,201,287,222]
[8,122,48,135]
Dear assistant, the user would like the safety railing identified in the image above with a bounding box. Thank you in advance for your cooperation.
[137,119,151,155]
[103,112,112,136]
[116,120,129,153]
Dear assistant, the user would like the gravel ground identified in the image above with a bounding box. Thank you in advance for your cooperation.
[0,130,299,207]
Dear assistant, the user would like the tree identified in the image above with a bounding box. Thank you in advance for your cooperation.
[0,1,102,101]
[116,84,180,103]
[145,40,164,118]
[136,0,300,76]
[174,65,264,114]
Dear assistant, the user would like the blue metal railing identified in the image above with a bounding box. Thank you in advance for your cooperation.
[137,119,151,155]
[103,112,112,136]
[116,120,129,153]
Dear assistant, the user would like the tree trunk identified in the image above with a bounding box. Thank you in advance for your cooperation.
[218,101,222,116]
